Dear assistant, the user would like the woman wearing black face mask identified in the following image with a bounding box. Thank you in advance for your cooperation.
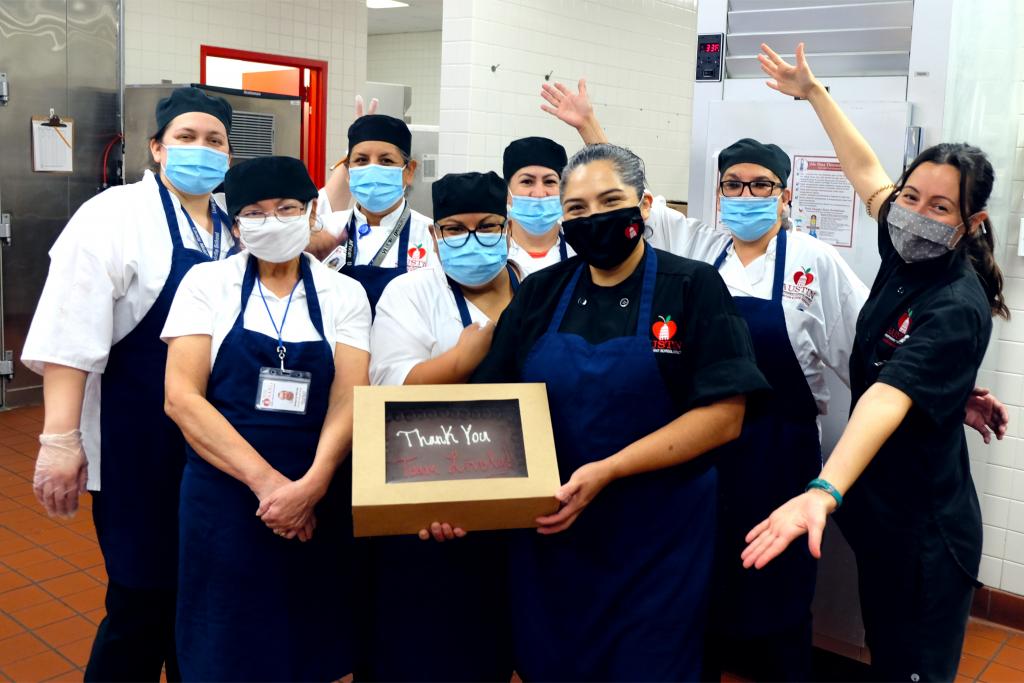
[472,143,768,679]
[743,44,1009,682]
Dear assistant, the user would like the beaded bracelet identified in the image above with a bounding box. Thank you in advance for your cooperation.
[865,182,895,217]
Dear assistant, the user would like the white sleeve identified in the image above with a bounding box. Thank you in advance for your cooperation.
[369,279,438,386]
[21,197,128,375]
[815,248,870,388]
[160,265,216,342]
[317,187,353,240]
[331,274,372,352]
[645,197,728,262]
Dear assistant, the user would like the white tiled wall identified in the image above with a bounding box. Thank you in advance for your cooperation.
[368,31,442,125]
[438,0,697,200]
[123,0,367,178]
[945,0,1024,595]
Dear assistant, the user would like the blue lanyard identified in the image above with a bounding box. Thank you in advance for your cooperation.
[179,202,223,261]
[257,277,301,370]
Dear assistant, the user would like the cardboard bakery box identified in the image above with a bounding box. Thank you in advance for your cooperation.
[351,383,561,537]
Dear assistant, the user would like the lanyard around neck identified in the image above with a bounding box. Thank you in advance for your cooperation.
[257,277,301,370]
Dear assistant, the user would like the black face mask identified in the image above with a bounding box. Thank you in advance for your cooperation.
[562,204,644,269]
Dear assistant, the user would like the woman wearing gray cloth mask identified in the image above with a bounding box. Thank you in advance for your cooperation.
[744,42,1008,682]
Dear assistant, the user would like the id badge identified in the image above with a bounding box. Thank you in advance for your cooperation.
[256,367,311,414]
[322,245,346,272]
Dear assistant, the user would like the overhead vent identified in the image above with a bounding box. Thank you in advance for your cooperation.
[726,0,913,78]
[229,110,275,159]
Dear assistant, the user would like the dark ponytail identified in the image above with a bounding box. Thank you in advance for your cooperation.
[879,142,1009,319]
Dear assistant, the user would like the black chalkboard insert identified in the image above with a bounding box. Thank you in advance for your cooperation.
[384,399,529,483]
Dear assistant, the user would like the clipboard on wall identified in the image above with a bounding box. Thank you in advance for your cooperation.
[31,111,75,173]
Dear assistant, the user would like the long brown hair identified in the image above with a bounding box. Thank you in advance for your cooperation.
[878,143,1008,319]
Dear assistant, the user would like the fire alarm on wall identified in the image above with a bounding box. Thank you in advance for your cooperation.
[696,34,724,82]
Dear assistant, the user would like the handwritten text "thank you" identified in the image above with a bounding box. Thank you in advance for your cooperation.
[395,425,492,448]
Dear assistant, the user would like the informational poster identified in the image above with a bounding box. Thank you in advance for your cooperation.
[790,154,857,248]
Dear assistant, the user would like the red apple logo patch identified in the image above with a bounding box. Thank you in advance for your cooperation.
[652,315,677,341]
[625,222,640,239]
[409,243,427,260]
[793,267,814,286]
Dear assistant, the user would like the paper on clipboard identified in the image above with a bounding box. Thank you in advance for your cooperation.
[31,116,74,173]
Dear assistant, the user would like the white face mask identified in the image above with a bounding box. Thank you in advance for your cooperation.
[238,205,312,263]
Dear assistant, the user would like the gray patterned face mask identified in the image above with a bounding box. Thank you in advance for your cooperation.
[887,202,964,263]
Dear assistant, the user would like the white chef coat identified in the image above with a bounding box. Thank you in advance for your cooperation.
[21,170,236,490]
[161,252,371,367]
[370,266,491,386]
[644,197,869,414]
[316,190,435,271]
[508,235,575,278]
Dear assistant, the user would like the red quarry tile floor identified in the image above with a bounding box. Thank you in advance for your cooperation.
[0,405,1022,681]
[0,405,101,681]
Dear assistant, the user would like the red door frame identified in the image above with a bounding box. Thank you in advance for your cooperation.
[200,45,328,187]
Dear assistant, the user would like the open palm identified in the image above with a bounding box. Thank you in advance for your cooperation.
[758,42,820,99]
[540,78,594,129]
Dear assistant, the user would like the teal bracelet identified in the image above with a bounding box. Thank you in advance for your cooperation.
[806,478,843,509]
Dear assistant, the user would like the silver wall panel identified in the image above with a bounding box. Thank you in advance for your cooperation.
[0,0,120,407]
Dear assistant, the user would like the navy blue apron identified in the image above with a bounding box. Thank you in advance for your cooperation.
[341,207,411,314]
[358,265,520,682]
[709,228,821,639]
[176,255,352,681]
[448,263,521,327]
[97,175,234,589]
[513,246,717,680]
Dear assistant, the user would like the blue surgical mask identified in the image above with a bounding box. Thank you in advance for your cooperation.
[720,195,780,241]
[508,195,563,235]
[163,145,229,195]
[349,164,406,213]
[438,237,509,287]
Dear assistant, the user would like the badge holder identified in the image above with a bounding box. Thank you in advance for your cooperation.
[255,345,311,414]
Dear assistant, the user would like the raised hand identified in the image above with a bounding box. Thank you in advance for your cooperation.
[540,78,594,130]
[758,42,820,99]
[354,94,379,119]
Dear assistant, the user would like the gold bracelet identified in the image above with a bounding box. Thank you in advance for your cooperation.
[866,183,895,217]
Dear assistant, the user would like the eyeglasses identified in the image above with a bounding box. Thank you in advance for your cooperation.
[434,221,507,248]
[237,202,307,226]
[719,180,781,198]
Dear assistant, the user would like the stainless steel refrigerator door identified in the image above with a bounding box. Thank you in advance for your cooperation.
[0,0,120,407]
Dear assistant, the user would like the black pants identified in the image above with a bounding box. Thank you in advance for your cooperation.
[84,579,180,682]
[703,615,813,682]
[855,530,976,682]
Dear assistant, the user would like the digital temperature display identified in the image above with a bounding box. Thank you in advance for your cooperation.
[696,33,724,82]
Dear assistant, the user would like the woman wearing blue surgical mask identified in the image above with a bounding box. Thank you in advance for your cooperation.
[504,136,576,276]
[362,171,518,681]
[309,110,433,313]
[744,43,1009,682]
[21,87,237,681]
[162,155,370,681]
[473,143,769,680]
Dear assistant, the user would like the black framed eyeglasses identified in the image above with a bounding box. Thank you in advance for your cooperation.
[719,180,781,198]
[435,221,507,248]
